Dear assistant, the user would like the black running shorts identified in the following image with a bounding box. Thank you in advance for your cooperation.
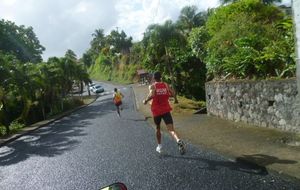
[153,112,173,126]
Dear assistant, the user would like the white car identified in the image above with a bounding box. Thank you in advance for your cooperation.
[89,83,96,91]
[91,84,104,94]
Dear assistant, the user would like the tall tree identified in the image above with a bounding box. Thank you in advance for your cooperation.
[106,29,133,54]
[177,6,208,35]
[143,20,186,103]
[91,29,106,55]
[0,19,45,63]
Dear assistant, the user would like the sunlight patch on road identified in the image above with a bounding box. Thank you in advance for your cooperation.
[17,135,41,142]
[0,146,15,158]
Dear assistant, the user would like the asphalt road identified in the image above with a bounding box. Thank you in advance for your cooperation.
[0,83,299,190]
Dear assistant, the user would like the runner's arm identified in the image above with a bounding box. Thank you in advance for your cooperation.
[165,83,174,97]
[143,85,155,104]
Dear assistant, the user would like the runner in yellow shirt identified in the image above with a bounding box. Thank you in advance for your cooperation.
[113,88,124,117]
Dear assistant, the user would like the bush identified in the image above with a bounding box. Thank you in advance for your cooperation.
[9,121,25,133]
[204,0,295,80]
[63,98,84,111]
[0,126,6,136]
[89,53,139,84]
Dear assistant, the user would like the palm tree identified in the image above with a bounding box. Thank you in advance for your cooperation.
[91,29,106,54]
[147,20,186,103]
[73,63,91,96]
[177,6,208,35]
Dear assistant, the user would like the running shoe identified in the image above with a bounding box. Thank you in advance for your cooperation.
[177,140,186,155]
[156,144,163,154]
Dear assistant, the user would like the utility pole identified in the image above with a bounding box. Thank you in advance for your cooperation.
[292,0,300,93]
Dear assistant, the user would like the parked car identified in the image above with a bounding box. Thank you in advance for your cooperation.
[89,83,96,91]
[91,84,104,93]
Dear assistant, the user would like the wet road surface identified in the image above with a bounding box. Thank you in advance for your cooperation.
[0,83,299,190]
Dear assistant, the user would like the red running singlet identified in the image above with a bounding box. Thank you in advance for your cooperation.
[151,82,172,116]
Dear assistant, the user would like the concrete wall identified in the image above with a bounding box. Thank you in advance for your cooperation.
[293,0,300,92]
[205,79,300,132]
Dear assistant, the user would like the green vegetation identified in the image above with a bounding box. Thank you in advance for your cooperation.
[0,19,45,63]
[8,121,25,134]
[1,0,295,135]
[171,96,206,115]
[88,54,138,84]
[0,21,91,136]
[203,0,294,79]
[87,0,294,102]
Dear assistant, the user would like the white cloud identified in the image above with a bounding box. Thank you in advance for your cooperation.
[0,0,219,60]
[0,0,17,6]
[116,0,219,41]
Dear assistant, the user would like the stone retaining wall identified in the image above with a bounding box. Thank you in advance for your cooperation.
[205,79,300,132]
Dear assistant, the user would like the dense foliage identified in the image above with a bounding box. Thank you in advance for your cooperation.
[87,0,294,101]
[84,29,138,84]
[0,21,90,135]
[201,0,295,79]
[1,0,295,134]
[0,19,45,63]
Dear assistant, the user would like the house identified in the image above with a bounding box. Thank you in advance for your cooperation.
[137,69,151,85]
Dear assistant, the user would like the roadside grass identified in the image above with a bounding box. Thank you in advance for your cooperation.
[81,95,97,105]
[170,96,206,115]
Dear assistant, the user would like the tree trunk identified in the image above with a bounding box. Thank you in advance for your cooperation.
[80,81,83,98]
[165,47,179,104]
[87,85,91,96]
[166,62,179,103]
[18,97,31,124]
[61,90,64,111]
[41,101,46,120]
[1,100,10,135]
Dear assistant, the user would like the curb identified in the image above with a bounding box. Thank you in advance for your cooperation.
[0,97,98,147]
[130,85,139,111]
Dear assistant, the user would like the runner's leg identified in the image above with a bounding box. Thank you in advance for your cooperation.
[162,112,180,142]
[154,116,162,144]
[120,101,123,111]
[163,112,185,154]
[116,104,120,116]
[154,115,163,153]
[166,124,180,142]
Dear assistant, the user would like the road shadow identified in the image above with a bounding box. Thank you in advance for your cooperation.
[236,154,298,167]
[0,122,86,166]
[161,154,268,175]
[0,88,140,167]
[0,97,119,167]
[159,153,296,176]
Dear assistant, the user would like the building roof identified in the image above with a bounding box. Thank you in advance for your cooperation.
[137,69,148,75]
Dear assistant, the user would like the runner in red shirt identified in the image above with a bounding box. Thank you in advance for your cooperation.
[143,71,185,155]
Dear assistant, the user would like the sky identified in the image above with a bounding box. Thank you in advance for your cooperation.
[0,0,291,60]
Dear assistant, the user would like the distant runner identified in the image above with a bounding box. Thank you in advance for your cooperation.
[143,71,185,155]
[113,88,124,117]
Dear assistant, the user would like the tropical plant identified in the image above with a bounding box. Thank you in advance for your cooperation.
[204,0,294,79]
[142,20,187,103]
[0,19,45,63]
[177,6,209,35]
